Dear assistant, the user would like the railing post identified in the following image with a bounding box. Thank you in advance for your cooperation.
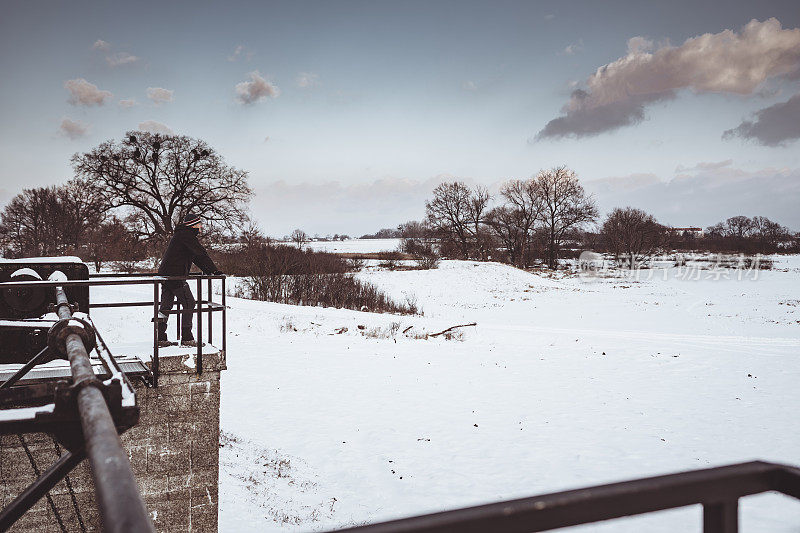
[208,277,213,345]
[703,500,738,533]
[176,298,181,339]
[222,276,226,355]
[196,277,202,375]
[153,281,159,387]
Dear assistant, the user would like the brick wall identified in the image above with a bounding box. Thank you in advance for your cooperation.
[0,350,225,532]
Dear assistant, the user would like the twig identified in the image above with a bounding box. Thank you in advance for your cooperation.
[429,322,477,337]
[402,325,414,334]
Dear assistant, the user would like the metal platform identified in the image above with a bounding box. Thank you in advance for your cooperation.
[0,356,150,384]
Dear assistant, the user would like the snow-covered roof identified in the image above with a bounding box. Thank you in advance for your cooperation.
[0,256,83,264]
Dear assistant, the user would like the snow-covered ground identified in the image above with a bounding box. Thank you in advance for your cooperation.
[284,238,402,254]
[87,256,800,532]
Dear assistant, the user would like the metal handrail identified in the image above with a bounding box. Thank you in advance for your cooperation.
[333,460,800,533]
[0,273,226,387]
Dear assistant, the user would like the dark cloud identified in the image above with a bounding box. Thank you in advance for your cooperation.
[537,18,800,140]
[535,91,673,140]
[723,92,800,147]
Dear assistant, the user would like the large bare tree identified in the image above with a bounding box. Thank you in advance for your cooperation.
[425,182,473,258]
[536,166,598,268]
[71,131,251,240]
[0,180,106,257]
[498,178,545,266]
[602,207,666,268]
[486,205,527,265]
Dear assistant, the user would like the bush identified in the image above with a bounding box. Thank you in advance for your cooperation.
[240,273,419,315]
[377,251,404,270]
[220,243,416,314]
[400,238,440,269]
[216,242,350,276]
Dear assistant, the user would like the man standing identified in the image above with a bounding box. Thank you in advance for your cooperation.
[156,213,222,345]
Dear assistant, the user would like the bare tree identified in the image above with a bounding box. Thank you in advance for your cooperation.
[751,216,790,252]
[55,179,107,249]
[71,131,252,240]
[425,182,472,258]
[291,228,309,249]
[602,207,666,268]
[467,185,492,260]
[485,206,527,265]
[0,187,59,256]
[0,180,106,257]
[498,179,545,266]
[724,215,755,238]
[425,182,491,259]
[536,166,598,268]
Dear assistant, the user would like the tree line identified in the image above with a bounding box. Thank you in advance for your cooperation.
[399,167,798,269]
[0,131,252,270]
[421,166,598,268]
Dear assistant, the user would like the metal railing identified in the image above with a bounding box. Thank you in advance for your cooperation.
[0,273,226,386]
[0,272,156,532]
[334,460,800,533]
[86,272,227,385]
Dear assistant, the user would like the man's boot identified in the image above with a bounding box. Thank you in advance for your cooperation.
[181,327,196,347]
[157,321,172,347]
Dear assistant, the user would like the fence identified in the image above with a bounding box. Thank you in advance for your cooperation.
[86,272,227,386]
[334,460,800,533]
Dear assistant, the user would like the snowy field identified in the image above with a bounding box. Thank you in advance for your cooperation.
[282,238,402,254]
[88,256,800,532]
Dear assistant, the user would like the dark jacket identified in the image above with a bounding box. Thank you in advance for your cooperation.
[158,226,218,277]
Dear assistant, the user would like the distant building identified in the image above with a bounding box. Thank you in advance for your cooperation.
[669,227,704,237]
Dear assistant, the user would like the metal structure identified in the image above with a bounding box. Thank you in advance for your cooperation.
[0,260,226,531]
[334,461,800,533]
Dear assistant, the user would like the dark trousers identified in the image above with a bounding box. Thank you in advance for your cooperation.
[159,281,196,331]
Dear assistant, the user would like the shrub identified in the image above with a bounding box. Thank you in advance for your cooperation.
[240,273,419,315]
[377,251,403,270]
[216,242,349,276]
[400,238,440,269]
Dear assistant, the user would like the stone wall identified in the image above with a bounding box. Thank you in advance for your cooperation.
[0,350,225,532]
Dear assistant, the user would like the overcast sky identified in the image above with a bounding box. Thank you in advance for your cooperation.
[1,0,799,236]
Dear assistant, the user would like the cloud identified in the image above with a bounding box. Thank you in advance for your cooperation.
[138,120,173,134]
[64,78,113,106]
[723,92,800,146]
[227,45,253,62]
[534,90,674,140]
[295,72,319,88]
[562,39,584,55]
[91,40,139,67]
[674,159,733,172]
[462,80,478,91]
[584,173,661,194]
[626,36,654,55]
[537,18,800,140]
[119,98,137,108]
[584,163,800,230]
[544,14,555,21]
[106,52,139,67]
[235,71,280,105]
[146,87,174,105]
[58,118,89,139]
